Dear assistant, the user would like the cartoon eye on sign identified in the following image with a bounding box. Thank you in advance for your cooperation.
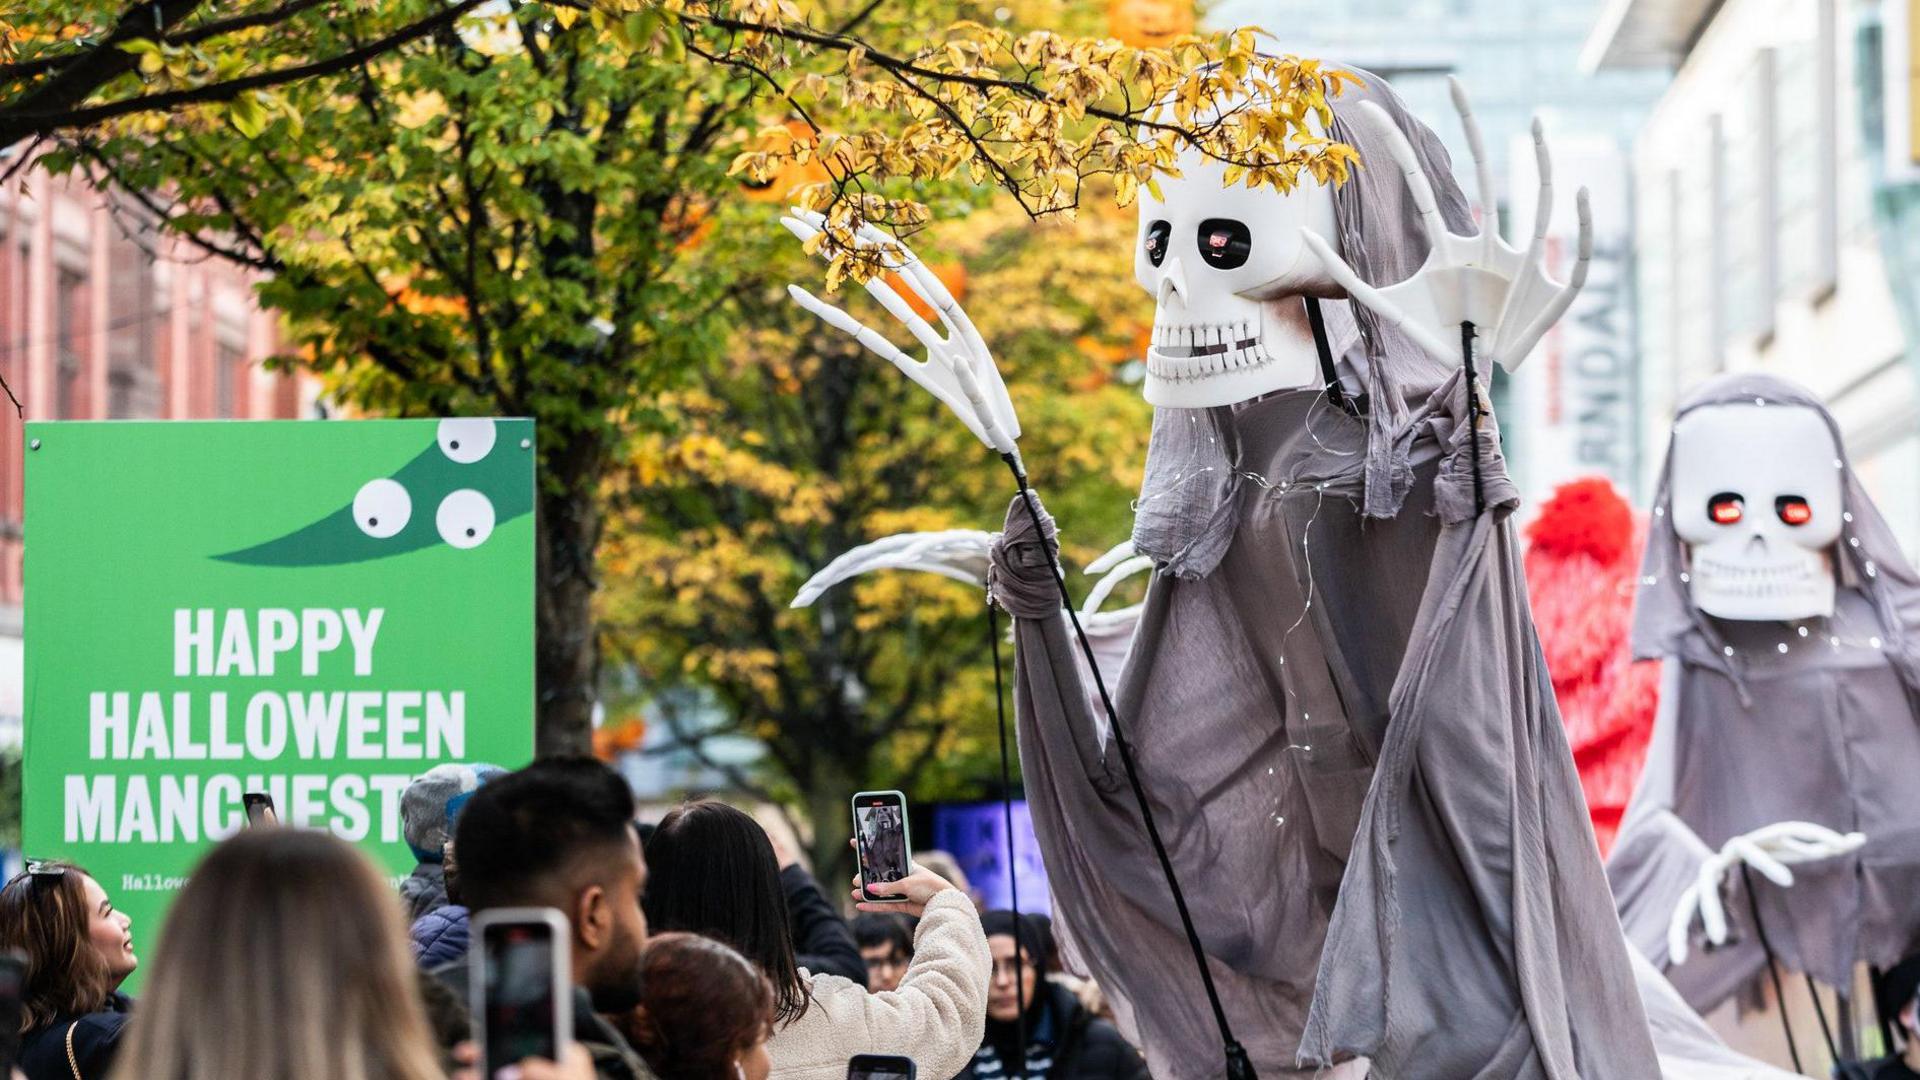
[217,418,532,566]
[352,478,412,539]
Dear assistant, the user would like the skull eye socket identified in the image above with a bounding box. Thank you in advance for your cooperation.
[1707,492,1745,526]
[1144,220,1171,267]
[1776,495,1813,526]
[1196,218,1251,270]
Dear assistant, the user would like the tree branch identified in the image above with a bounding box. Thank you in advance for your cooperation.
[0,0,493,145]
[166,0,331,48]
[0,0,213,133]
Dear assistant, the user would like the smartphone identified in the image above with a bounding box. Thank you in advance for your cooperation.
[851,790,912,903]
[470,908,572,1075]
[0,949,25,1071]
[242,792,277,827]
[848,1054,916,1080]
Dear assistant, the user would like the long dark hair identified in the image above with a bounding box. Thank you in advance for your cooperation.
[623,933,774,1079]
[643,801,809,1023]
[0,861,110,1032]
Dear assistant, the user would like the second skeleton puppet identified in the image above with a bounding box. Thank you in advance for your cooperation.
[786,67,1655,1078]
[1612,372,1920,1017]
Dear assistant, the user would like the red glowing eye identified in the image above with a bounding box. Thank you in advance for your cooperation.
[1708,493,1744,525]
[1777,496,1813,526]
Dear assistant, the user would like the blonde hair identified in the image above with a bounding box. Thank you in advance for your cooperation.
[109,829,445,1080]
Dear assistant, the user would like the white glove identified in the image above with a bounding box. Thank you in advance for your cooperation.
[1667,821,1866,965]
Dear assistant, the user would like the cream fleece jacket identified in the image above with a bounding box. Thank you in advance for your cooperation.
[767,890,990,1080]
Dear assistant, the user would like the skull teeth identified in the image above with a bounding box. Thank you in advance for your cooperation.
[1145,317,1270,382]
[1691,556,1826,598]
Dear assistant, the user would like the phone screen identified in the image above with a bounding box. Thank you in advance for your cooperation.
[242,793,277,827]
[848,1055,915,1080]
[854,792,910,901]
[481,921,561,1070]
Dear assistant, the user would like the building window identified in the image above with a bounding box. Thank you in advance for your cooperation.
[1718,55,1775,346]
[214,340,243,418]
[105,229,158,419]
[1709,114,1729,369]
[55,267,86,419]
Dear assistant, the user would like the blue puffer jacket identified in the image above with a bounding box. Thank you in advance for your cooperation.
[411,903,470,969]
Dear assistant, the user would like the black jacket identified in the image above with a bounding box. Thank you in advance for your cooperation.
[782,863,867,986]
[959,981,1149,1080]
[17,993,133,1080]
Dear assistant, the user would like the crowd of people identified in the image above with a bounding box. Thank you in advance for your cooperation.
[0,757,1151,1080]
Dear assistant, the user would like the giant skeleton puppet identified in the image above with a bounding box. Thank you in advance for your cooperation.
[786,69,1663,1078]
[1611,373,1920,1022]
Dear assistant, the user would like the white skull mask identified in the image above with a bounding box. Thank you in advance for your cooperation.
[1134,144,1339,408]
[1670,403,1843,621]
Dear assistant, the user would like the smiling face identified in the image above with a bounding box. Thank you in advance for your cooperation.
[79,873,136,986]
[1670,403,1843,621]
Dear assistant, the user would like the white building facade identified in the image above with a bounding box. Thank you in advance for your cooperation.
[1588,0,1920,550]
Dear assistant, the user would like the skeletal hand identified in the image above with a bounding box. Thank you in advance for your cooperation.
[791,530,994,609]
[1666,821,1866,965]
[1301,77,1592,373]
[780,210,1021,456]
[1081,540,1153,627]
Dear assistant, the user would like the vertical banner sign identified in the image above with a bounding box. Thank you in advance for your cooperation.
[1507,133,1639,504]
[23,419,535,979]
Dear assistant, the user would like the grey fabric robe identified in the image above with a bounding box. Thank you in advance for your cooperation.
[989,375,1659,1079]
[1611,372,1920,1014]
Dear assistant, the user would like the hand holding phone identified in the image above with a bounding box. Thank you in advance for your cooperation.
[242,792,278,827]
[851,791,912,903]
[470,909,572,1078]
[847,863,955,918]
[848,1054,916,1080]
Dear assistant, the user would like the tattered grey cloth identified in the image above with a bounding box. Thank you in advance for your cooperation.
[1629,948,1799,1079]
[1612,372,1920,1012]
[991,375,1657,1079]
[1132,65,1475,579]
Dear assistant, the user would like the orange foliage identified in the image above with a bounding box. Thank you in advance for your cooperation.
[1107,0,1193,48]
[592,716,648,761]
[741,120,831,204]
[883,262,968,320]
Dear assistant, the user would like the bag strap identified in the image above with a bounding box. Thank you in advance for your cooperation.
[65,1018,83,1080]
[1305,297,1365,417]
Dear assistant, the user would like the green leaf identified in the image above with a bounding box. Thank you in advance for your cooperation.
[228,95,266,138]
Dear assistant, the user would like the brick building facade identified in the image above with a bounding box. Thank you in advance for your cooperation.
[0,170,318,746]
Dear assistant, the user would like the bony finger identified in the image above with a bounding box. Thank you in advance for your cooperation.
[1668,885,1699,966]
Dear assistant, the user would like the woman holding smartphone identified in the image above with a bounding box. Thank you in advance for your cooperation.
[644,801,989,1080]
[0,861,137,1080]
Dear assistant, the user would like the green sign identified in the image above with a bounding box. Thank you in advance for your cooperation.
[23,419,535,979]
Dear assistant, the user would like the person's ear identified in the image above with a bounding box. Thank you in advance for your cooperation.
[574,883,611,952]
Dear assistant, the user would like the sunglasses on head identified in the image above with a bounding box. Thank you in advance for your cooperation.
[5,861,68,893]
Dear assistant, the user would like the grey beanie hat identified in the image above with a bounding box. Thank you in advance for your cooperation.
[402,762,506,863]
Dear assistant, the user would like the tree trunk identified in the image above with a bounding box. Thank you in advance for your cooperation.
[803,755,862,913]
[534,431,607,758]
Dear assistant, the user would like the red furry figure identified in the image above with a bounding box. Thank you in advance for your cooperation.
[1523,477,1661,855]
